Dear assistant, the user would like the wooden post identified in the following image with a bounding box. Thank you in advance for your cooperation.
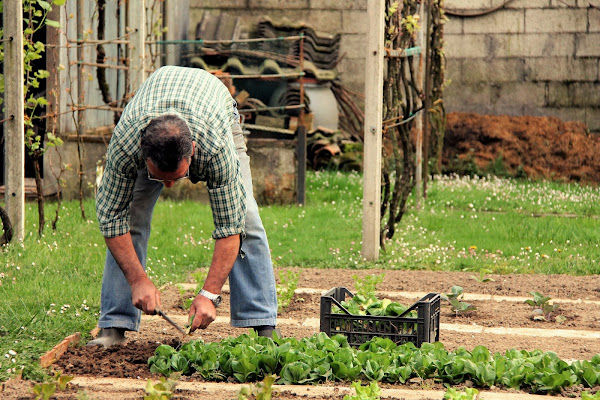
[361,0,385,261]
[297,34,306,205]
[3,0,25,241]
[296,126,306,205]
[414,0,429,210]
[128,0,146,90]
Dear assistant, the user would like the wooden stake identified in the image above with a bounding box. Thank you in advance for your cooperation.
[3,0,25,241]
[362,0,385,261]
[128,0,146,90]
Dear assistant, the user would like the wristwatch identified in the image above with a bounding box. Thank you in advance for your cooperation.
[198,289,222,308]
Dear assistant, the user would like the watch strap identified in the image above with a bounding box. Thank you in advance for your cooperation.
[198,289,222,307]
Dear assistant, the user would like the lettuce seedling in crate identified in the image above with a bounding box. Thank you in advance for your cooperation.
[277,270,301,312]
[524,291,565,323]
[442,286,477,316]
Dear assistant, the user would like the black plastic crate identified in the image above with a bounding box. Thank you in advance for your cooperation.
[320,287,441,347]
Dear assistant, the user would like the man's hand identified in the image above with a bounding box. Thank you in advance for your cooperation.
[188,295,216,333]
[131,276,162,315]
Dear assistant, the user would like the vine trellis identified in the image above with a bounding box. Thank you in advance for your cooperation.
[379,0,446,249]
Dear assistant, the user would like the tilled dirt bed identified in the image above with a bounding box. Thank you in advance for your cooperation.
[6,268,600,399]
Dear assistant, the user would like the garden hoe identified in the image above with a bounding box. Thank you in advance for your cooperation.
[156,309,187,337]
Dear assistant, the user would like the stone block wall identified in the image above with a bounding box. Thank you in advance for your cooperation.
[190,0,600,132]
[444,0,600,132]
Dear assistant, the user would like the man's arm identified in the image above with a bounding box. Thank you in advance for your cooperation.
[105,233,161,315]
[188,234,240,332]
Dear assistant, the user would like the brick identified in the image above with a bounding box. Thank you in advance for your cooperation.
[549,0,577,7]
[342,10,367,34]
[338,57,366,93]
[462,58,526,83]
[505,0,550,8]
[546,82,571,107]
[444,82,492,107]
[525,9,587,33]
[535,107,586,124]
[445,0,491,10]
[585,107,600,133]
[526,57,598,81]
[444,58,462,84]
[249,0,308,9]
[445,102,495,115]
[576,33,600,56]
[492,33,575,57]
[572,82,600,107]
[445,33,489,58]
[306,10,343,32]
[491,82,546,108]
[590,7,600,33]
[340,33,367,59]
[463,10,525,34]
[191,0,246,8]
[444,17,463,35]
[309,0,366,10]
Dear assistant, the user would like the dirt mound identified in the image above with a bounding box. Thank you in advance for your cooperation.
[442,112,600,182]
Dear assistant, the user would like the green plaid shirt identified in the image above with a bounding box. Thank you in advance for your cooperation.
[96,66,246,239]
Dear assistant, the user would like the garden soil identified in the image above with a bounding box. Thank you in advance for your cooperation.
[443,112,600,182]
[3,268,599,399]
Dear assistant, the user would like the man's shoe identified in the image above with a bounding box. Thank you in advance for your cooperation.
[253,326,281,339]
[86,328,127,348]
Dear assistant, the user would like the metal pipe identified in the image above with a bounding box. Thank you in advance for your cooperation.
[76,61,129,70]
[147,36,303,45]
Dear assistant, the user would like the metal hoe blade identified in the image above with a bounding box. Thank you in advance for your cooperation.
[157,309,187,336]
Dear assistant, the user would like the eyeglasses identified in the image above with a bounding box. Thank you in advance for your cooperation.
[147,168,190,184]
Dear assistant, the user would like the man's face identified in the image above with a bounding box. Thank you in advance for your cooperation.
[146,142,195,188]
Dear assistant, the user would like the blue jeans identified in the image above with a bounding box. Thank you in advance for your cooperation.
[97,129,278,331]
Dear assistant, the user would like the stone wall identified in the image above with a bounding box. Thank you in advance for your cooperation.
[189,0,600,132]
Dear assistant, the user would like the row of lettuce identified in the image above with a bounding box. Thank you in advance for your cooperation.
[148,332,600,394]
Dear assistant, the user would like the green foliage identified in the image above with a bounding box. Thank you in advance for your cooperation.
[343,381,381,400]
[276,270,300,313]
[144,374,179,400]
[524,292,564,322]
[32,371,73,400]
[583,391,600,400]
[237,375,276,400]
[353,273,385,299]
[2,0,65,156]
[443,387,480,400]
[441,286,477,316]
[469,269,495,283]
[178,269,209,310]
[146,333,590,394]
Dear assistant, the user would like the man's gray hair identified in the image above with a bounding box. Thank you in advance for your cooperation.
[141,115,193,172]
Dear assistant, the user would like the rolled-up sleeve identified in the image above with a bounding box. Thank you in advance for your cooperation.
[95,140,137,238]
[206,132,246,239]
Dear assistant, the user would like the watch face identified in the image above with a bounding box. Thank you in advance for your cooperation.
[214,296,222,307]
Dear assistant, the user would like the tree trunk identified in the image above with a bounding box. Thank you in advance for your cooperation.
[0,206,13,246]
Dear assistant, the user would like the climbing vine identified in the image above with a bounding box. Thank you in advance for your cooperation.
[0,0,65,237]
[380,0,446,248]
[380,0,422,248]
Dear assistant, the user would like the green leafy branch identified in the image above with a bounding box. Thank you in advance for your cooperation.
[524,291,565,323]
[441,286,477,316]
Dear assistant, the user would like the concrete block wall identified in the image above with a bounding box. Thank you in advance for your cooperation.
[188,0,367,93]
[190,0,600,132]
[445,0,600,132]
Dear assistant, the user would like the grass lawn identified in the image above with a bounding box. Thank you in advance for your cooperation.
[1,171,600,380]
